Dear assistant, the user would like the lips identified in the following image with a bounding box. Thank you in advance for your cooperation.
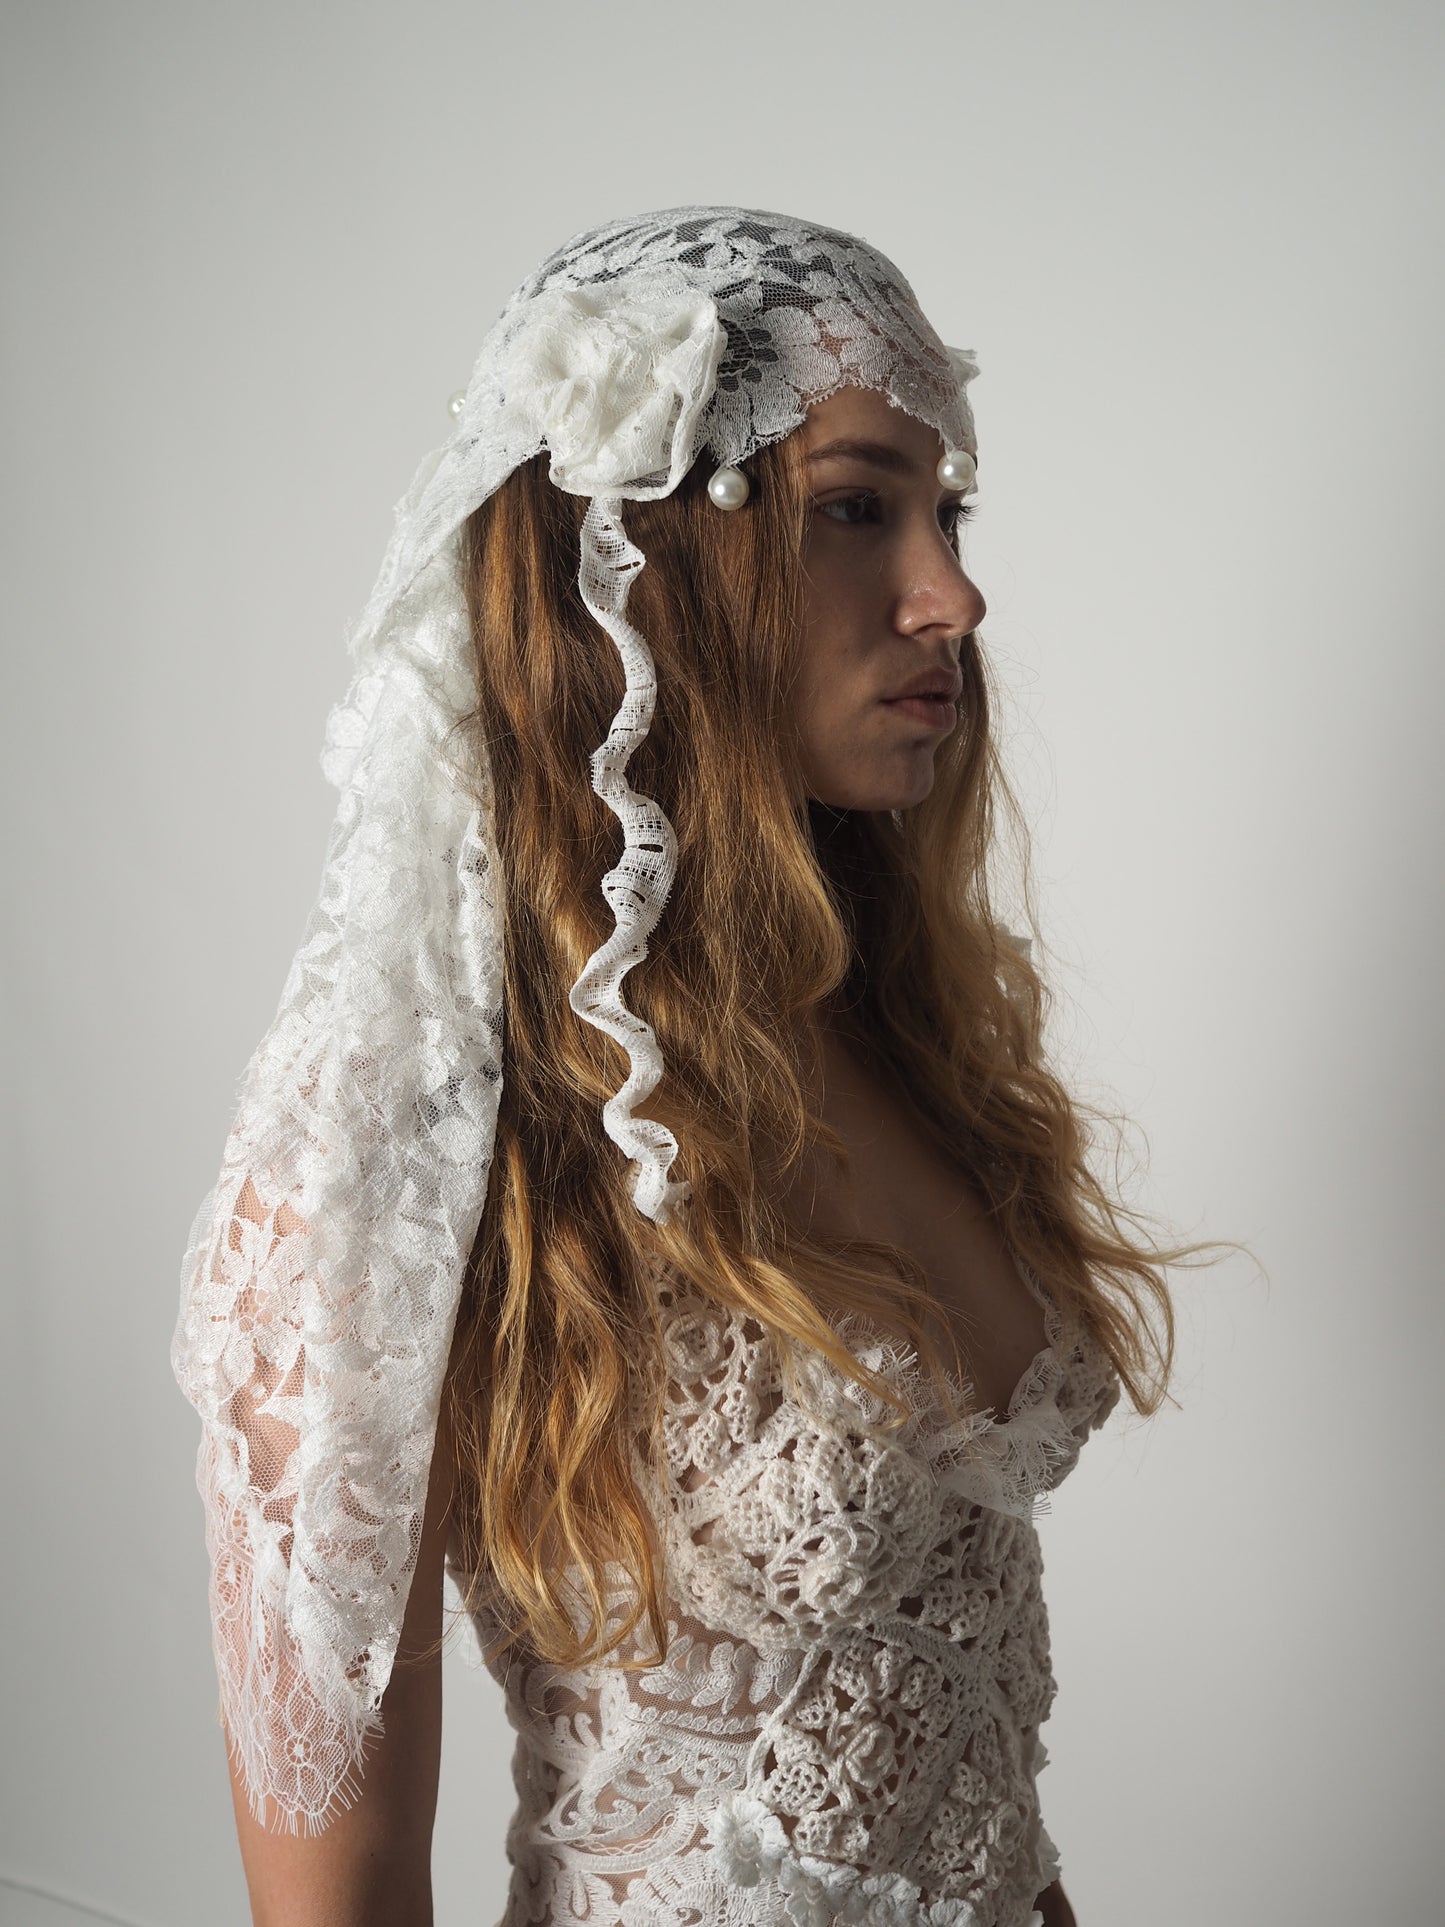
[883,693,957,730]
[884,674,964,703]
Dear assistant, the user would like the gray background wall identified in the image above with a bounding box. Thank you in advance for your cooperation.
[2,2,1441,1922]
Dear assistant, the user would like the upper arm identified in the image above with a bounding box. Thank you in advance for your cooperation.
[225,1404,459,1927]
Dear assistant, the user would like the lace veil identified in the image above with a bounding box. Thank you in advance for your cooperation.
[170,204,981,1833]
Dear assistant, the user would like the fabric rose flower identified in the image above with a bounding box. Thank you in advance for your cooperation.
[663,1307,727,1377]
[983,1799,1025,1858]
[925,1902,984,1927]
[495,276,724,498]
[839,1717,897,1794]
[793,1516,884,1620]
[702,1791,789,1889]
[780,1851,866,1927]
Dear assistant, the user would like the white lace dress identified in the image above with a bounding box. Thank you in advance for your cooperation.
[457,1259,1122,1927]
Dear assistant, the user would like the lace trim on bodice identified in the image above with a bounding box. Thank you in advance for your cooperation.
[807,1259,1108,1526]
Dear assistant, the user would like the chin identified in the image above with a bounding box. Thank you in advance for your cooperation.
[809,767,938,813]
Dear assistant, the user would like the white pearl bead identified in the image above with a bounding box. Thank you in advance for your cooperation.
[936,448,977,492]
[448,389,467,420]
[707,464,750,510]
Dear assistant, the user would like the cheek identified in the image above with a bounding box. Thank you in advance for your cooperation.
[799,555,870,676]
[792,636,855,730]
[794,545,894,749]
[790,652,876,765]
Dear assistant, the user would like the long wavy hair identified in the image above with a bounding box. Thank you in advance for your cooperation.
[437,423,1239,1674]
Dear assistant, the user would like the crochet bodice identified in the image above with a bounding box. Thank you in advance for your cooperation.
[458,1259,1121,1927]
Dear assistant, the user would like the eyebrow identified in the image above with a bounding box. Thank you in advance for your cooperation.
[804,435,981,490]
[803,436,922,476]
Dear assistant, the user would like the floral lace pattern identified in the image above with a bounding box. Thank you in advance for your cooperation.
[345,208,979,1232]
[462,1262,1121,1926]
[171,205,990,1834]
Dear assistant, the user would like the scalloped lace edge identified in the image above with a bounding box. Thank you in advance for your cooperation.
[812,1261,1083,1523]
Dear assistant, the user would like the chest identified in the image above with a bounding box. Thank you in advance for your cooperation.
[779,1028,1052,1422]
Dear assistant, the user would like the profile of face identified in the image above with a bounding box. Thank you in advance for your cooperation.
[791,384,987,812]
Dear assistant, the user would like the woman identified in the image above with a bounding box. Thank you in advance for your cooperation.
[175,206,1224,1926]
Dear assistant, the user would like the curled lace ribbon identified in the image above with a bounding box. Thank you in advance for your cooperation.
[570,495,692,1225]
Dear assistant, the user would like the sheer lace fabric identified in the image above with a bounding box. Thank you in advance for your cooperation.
[171,203,989,1833]
[171,586,508,1828]
[458,1262,1121,1927]
[341,207,978,1232]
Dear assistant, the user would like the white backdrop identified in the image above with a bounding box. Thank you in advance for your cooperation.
[2,3,1441,1923]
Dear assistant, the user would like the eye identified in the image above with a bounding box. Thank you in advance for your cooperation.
[816,490,882,526]
[815,490,979,533]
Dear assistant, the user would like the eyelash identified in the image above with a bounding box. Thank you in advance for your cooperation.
[817,490,978,534]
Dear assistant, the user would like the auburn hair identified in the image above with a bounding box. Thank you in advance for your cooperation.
[436,425,1238,1674]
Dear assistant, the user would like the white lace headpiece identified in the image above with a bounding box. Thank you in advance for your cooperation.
[171,204,980,1833]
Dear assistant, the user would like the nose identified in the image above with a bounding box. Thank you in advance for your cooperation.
[895,532,986,644]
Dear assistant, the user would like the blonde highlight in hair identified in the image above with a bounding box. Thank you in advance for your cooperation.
[436,424,1242,1677]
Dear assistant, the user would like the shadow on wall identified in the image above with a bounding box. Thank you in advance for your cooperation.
[0,1872,149,1927]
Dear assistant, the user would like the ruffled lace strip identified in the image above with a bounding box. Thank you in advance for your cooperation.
[569,495,692,1226]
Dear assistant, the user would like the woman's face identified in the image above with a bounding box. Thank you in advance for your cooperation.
[791,383,987,811]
